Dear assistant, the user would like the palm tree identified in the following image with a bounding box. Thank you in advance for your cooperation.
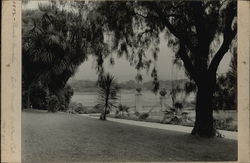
[97,73,120,120]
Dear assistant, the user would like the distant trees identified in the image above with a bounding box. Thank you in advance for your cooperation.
[97,73,120,120]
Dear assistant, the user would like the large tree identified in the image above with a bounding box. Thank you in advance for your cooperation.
[22,2,89,108]
[22,1,120,110]
[92,0,237,137]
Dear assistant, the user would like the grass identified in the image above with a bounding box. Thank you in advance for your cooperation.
[22,110,237,162]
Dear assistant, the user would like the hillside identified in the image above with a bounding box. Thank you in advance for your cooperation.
[68,78,188,92]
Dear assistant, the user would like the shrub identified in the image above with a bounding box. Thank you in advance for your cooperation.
[115,104,130,117]
[136,87,142,93]
[159,88,167,96]
[169,116,182,125]
[75,106,88,114]
[48,95,60,112]
[225,117,233,123]
[56,85,74,111]
[68,103,102,114]
[134,111,140,117]
[174,102,183,110]
[68,102,86,114]
[29,84,48,110]
[213,118,235,131]
[138,113,149,120]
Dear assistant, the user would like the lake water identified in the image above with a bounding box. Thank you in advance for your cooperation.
[71,90,195,111]
[72,90,168,107]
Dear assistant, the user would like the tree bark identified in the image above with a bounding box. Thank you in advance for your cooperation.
[100,96,109,120]
[103,106,107,120]
[191,74,216,137]
[100,106,107,120]
[26,85,31,109]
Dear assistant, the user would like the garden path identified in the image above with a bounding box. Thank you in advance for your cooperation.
[80,114,237,140]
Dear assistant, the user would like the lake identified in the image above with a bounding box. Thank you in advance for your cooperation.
[71,90,195,111]
[72,90,167,106]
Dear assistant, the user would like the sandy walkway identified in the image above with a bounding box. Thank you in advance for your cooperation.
[80,114,237,140]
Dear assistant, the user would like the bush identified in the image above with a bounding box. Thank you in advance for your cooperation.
[48,95,60,112]
[68,103,102,114]
[68,102,86,114]
[159,88,167,96]
[56,85,74,111]
[29,84,49,110]
[214,117,235,131]
[174,102,183,110]
[92,104,103,113]
[134,111,140,117]
[138,113,149,120]
[115,104,130,117]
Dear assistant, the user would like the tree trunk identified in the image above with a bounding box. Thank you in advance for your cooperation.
[100,106,107,120]
[103,106,107,120]
[100,88,110,120]
[26,85,31,109]
[191,77,216,137]
[100,99,108,120]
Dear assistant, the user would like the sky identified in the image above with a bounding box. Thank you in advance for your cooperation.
[23,1,232,83]
[22,0,49,10]
[73,35,186,82]
[71,40,231,82]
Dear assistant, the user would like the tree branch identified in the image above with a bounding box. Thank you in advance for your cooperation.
[152,3,198,81]
[208,2,237,75]
[178,42,198,82]
[134,11,148,19]
[134,3,198,81]
[137,28,154,40]
[152,5,196,54]
[134,3,196,54]
[208,31,236,75]
[190,2,209,52]
[163,1,185,13]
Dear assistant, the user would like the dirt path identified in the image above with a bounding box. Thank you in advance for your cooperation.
[22,110,237,162]
[80,114,237,140]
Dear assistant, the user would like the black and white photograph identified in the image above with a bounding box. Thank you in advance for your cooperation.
[20,0,239,162]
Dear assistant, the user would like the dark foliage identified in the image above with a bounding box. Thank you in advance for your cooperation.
[48,95,60,112]
[56,85,74,111]
[29,84,49,110]
[69,102,101,114]
[115,104,130,118]
[138,113,150,120]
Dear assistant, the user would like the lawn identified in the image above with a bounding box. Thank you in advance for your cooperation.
[22,110,237,162]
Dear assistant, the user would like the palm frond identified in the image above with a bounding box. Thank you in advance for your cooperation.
[96,73,120,115]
